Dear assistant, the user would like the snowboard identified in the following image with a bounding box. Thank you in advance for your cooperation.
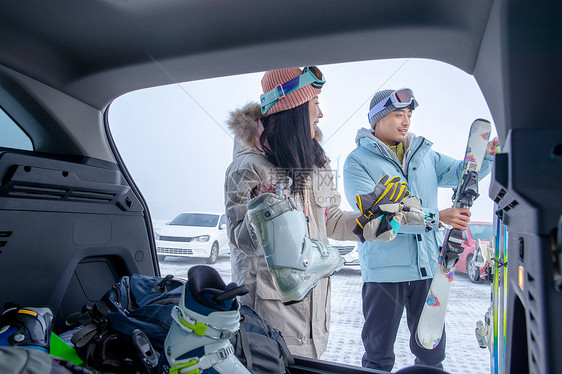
[415,118,491,349]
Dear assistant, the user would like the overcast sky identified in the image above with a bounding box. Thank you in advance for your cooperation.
[108,58,498,224]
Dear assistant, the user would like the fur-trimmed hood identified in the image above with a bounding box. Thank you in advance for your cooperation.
[226,102,262,148]
[226,102,324,151]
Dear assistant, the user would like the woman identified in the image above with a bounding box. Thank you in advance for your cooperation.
[223,67,359,358]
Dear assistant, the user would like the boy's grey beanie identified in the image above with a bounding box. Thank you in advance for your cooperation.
[369,89,396,128]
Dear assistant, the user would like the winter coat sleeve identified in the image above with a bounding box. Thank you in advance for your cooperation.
[433,151,465,188]
[324,176,360,242]
[342,154,380,213]
[224,166,262,256]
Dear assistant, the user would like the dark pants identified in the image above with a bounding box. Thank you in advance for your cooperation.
[361,280,446,371]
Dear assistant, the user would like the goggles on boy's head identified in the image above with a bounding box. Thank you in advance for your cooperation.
[368,88,418,123]
[260,66,325,115]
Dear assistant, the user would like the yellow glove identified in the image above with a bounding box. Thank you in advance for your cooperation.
[362,196,426,242]
[353,175,410,242]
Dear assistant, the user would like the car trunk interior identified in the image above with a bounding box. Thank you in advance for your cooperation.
[1,0,561,373]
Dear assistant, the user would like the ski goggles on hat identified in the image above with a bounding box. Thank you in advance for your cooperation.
[260,66,325,115]
[368,88,418,122]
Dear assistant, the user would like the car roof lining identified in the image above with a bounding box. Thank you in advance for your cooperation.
[0,0,494,110]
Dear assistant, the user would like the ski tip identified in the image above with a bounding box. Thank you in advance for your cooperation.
[414,332,425,348]
[415,331,441,350]
[473,118,491,124]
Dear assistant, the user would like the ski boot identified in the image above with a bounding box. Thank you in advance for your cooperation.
[247,190,345,303]
[158,265,250,374]
[0,303,54,353]
[475,306,493,351]
[473,239,487,269]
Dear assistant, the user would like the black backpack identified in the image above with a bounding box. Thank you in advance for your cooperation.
[230,305,294,374]
[68,274,294,374]
[68,274,184,374]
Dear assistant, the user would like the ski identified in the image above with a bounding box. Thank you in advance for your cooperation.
[474,205,507,374]
[491,208,508,374]
[415,118,491,350]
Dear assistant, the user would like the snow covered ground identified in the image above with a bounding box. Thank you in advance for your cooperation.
[160,255,492,374]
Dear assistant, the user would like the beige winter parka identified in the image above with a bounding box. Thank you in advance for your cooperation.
[224,103,358,358]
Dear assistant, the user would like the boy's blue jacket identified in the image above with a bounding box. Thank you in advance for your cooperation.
[343,128,493,283]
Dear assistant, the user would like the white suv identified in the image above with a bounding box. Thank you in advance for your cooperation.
[155,212,229,264]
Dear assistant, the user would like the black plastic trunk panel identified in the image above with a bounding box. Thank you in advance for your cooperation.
[0,150,156,332]
[291,356,388,374]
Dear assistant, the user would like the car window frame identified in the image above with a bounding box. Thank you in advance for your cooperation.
[468,224,493,242]
[0,105,34,151]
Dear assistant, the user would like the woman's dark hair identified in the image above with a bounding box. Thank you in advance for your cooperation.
[260,102,327,194]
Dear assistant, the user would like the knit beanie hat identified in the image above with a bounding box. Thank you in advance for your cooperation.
[261,68,322,116]
[368,89,396,127]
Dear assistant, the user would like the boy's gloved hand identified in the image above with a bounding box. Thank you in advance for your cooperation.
[352,175,410,242]
[362,196,426,242]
